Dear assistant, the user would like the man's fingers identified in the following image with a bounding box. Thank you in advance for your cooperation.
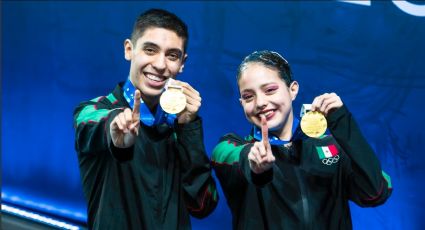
[111,117,123,131]
[129,120,140,136]
[132,90,141,122]
[117,112,129,132]
[175,80,200,96]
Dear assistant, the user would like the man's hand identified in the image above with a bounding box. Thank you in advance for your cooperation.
[175,80,202,124]
[311,92,343,116]
[248,116,276,174]
[110,90,141,148]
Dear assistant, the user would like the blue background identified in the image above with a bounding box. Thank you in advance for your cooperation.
[2,1,425,229]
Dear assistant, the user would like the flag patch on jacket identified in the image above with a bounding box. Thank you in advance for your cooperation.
[316,145,339,159]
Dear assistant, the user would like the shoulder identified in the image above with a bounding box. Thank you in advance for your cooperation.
[212,133,249,165]
[73,85,125,126]
[75,84,125,111]
[218,133,247,144]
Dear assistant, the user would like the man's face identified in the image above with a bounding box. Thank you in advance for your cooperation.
[238,63,298,137]
[125,27,186,105]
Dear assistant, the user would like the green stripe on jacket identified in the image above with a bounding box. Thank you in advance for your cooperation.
[382,171,392,189]
[212,140,245,164]
[76,105,111,126]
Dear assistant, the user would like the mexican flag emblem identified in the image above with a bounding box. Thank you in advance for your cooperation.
[316,145,339,159]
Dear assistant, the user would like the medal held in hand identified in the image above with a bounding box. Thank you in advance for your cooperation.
[160,84,186,114]
[300,104,327,138]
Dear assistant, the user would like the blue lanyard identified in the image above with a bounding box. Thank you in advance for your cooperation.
[122,79,176,127]
[253,118,307,145]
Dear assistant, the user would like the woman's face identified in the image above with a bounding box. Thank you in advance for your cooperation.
[238,63,298,137]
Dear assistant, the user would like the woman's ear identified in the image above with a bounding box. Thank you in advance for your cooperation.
[124,39,133,61]
[289,81,299,101]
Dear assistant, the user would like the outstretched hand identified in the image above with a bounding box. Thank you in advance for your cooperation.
[110,90,141,148]
[248,116,276,174]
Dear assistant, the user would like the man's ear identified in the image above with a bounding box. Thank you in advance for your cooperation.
[124,39,133,61]
[289,81,299,101]
[179,54,188,73]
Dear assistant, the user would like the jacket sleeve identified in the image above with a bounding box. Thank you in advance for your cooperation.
[174,117,218,218]
[211,134,248,202]
[327,105,392,207]
[73,96,133,161]
[211,133,272,204]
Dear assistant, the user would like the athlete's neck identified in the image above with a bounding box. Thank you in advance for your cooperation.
[273,111,294,141]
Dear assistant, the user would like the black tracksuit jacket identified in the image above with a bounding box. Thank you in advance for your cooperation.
[74,83,218,229]
[212,105,392,230]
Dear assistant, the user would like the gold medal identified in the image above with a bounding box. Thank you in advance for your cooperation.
[300,111,327,138]
[159,86,186,114]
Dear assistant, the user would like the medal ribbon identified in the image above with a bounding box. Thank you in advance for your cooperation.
[122,79,176,127]
[253,117,307,146]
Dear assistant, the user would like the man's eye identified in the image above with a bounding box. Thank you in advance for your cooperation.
[144,48,156,54]
[168,53,179,61]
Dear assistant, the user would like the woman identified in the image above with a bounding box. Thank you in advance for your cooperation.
[212,50,392,230]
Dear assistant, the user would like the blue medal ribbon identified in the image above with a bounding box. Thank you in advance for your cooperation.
[253,117,307,146]
[122,79,176,127]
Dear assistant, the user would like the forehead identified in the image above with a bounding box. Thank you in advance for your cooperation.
[238,63,283,89]
[136,27,184,51]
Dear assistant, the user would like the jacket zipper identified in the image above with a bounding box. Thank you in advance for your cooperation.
[295,168,311,230]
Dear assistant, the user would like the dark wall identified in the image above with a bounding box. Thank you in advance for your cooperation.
[2,1,425,229]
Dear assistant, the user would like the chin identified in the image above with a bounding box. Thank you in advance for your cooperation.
[267,121,284,132]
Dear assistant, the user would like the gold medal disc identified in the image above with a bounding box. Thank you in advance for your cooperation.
[159,88,186,114]
[300,111,327,138]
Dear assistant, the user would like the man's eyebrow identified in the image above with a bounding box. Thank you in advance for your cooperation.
[141,42,183,56]
[141,42,160,48]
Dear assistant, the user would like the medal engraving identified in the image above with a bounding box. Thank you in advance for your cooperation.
[160,86,186,114]
[300,111,327,138]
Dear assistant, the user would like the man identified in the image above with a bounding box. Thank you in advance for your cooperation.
[74,9,218,229]
[212,50,392,229]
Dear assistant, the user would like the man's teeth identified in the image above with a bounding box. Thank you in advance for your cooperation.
[146,74,164,82]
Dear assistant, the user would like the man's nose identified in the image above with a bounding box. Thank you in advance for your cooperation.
[152,54,166,71]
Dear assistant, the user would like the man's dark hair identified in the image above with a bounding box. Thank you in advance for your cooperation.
[237,50,293,87]
[131,9,189,53]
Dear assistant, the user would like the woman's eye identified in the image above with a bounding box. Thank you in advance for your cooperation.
[242,94,253,100]
[265,87,278,93]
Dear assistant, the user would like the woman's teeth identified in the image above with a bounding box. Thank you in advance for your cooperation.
[260,110,273,117]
